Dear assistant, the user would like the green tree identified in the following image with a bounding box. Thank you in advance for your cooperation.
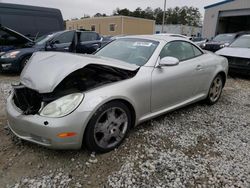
[112,6,201,26]
[113,8,131,16]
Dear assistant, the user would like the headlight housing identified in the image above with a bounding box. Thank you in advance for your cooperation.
[1,51,20,59]
[40,93,84,118]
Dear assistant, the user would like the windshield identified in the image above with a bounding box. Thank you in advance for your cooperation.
[35,33,56,45]
[230,35,250,48]
[192,38,205,42]
[95,38,159,66]
[213,34,236,42]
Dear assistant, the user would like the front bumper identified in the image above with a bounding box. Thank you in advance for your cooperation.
[229,65,250,75]
[0,58,19,72]
[6,94,92,149]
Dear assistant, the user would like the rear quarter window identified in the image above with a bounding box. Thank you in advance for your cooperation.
[80,32,99,42]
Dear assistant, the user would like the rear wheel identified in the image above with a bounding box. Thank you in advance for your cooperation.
[84,101,131,153]
[206,74,223,105]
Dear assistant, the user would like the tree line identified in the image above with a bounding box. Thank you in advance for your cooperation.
[71,6,202,27]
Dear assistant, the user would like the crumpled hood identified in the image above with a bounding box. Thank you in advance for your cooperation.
[216,47,250,59]
[20,52,139,93]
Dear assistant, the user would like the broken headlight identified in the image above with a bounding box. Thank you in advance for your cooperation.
[40,93,84,118]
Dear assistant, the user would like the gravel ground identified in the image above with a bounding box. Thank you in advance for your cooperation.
[0,74,249,188]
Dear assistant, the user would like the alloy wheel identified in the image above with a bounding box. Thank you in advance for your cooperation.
[94,107,128,149]
[209,76,223,103]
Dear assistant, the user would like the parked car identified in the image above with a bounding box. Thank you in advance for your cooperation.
[191,37,208,48]
[0,30,103,72]
[7,35,228,153]
[0,3,64,39]
[0,25,33,55]
[216,34,250,75]
[203,33,240,52]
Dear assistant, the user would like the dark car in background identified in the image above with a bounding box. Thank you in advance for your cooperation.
[0,30,104,72]
[0,3,64,39]
[216,34,250,75]
[191,37,208,48]
[202,33,238,52]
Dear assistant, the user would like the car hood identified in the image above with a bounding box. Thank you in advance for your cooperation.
[20,52,139,93]
[0,25,33,44]
[216,47,250,59]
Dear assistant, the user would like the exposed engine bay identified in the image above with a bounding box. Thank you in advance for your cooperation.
[13,64,138,115]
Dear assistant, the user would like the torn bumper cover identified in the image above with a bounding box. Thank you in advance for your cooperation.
[7,92,91,149]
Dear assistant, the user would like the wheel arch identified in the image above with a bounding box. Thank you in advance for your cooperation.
[19,53,32,70]
[108,99,136,128]
[82,98,137,151]
[216,71,227,87]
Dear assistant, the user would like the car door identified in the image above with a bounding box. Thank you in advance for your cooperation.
[151,41,208,112]
[47,31,75,52]
[76,32,101,54]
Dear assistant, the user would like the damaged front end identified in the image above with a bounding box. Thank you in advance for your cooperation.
[13,64,138,116]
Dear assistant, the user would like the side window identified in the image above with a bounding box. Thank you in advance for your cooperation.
[181,42,195,60]
[160,41,202,61]
[53,31,74,44]
[80,32,98,42]
[109,24,116,32]
[193,45,203,56]
[91,25,96,31]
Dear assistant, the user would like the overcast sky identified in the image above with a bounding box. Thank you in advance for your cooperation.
[2,0,222,20]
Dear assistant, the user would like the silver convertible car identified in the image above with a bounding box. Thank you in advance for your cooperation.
[7,35,228,153]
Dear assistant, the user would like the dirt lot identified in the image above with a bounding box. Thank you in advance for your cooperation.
[0,74,249,188]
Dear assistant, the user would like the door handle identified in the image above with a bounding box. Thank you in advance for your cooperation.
[64,47,69,50]
[196,65,203,71]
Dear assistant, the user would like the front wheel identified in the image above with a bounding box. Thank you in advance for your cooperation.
[206,74,223,105]
[84,101,132,153]
[20,56,30,71]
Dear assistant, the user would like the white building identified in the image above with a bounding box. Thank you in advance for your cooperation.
[155,24,202,37]
[203,0,250,39]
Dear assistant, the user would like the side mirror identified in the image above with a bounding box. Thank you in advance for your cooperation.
[159,56,179,67]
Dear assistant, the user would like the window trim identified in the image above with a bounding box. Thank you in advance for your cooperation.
[109,23,116,32]
[79,31,98,42]
[91,25,96,32]
[52,30,75,44]
[159,40,204,63]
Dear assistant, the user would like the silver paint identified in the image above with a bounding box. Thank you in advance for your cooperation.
[7,35,228,149]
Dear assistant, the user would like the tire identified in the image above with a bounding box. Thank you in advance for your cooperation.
[84,101,132,153]
[20,56,30,71]
[206,74,223,105]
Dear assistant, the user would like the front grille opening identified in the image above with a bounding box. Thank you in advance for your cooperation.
[13,85,42,115]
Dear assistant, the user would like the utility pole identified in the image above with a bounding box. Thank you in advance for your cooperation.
[161,0,166,33]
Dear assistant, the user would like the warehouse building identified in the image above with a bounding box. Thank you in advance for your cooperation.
[155,24,202,37]
[203,0,250,39]
[66,16,155,36]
